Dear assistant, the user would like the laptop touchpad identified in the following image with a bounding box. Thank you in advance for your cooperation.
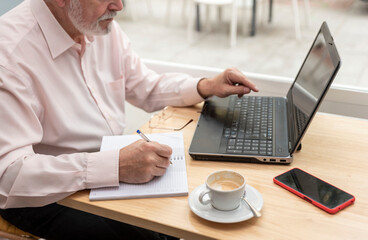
[190,106,227,154]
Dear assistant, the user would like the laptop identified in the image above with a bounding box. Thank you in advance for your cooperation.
[189,22,341,164]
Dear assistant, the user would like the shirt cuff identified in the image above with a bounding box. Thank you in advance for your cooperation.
[180,77,205,106]
[85,150,119,189]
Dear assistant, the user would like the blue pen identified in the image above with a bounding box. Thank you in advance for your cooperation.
[136,129,172,165]
[136,129,150,142]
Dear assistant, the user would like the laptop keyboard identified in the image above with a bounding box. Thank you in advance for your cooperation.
[222,96,274,156]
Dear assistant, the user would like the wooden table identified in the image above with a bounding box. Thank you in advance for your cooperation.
[59,105,368,240]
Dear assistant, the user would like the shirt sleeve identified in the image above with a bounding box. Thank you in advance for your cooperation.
[0,67,119,208]
[117,27,204,113]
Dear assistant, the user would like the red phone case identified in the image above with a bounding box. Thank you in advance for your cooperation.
[273,168,355,214]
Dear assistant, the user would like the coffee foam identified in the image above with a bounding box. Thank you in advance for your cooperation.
[210,180,241,191]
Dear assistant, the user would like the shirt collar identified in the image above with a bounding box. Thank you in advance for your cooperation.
[30,0,94,59]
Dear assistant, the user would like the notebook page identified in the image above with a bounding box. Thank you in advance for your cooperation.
[89,132,188,200]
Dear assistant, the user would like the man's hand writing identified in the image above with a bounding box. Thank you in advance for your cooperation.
[118,140,172,183]
[197,68,259,99]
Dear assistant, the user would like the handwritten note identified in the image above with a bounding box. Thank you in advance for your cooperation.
[89,132,188,200]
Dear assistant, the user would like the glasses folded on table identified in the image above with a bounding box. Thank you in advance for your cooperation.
[148,107,193,131]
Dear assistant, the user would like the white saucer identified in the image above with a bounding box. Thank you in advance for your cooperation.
[188,184,263,223]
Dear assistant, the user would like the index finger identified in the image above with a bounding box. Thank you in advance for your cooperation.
[227,69,259,92]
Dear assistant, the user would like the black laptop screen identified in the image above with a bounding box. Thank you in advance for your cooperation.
[287,24,340,152]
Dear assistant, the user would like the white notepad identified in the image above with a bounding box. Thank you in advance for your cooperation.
[89,132,188,201]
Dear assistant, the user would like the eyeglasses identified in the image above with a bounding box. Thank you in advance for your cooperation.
[148,107,193,131]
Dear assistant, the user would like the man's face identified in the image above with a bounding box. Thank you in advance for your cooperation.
[67,0,123,36]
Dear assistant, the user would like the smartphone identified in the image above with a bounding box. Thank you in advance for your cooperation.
[273,168,355,214]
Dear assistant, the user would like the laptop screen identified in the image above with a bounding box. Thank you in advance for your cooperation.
[287,23,340,152]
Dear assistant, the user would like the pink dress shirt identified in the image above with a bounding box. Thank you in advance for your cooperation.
[0,0,203,208]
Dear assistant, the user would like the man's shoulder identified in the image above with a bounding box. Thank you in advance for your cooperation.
[0,1,38,66]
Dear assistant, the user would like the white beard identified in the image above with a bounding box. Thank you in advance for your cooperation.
[67,0,117,36]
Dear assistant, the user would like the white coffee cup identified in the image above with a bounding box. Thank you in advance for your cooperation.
[198,170,246,211]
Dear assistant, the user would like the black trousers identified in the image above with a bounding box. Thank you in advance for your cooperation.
[0,203,178,240]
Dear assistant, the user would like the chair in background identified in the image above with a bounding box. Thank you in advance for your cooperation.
[187,0,247,47]
[290,0,312,40]
[0,217,39,240]
[255,0,312,40]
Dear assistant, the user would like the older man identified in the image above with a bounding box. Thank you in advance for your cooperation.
[0,0,258,239]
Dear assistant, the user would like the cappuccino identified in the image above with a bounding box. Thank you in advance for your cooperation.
[211,180,241,191]
[199,170,246,211]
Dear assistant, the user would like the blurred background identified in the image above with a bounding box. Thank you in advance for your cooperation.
[117,0,367,88]
[115,0,368,133]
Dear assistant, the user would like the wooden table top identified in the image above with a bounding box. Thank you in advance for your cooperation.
[59,105,368,240]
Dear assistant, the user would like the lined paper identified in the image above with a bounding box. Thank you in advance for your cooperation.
[89,132,188,200]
